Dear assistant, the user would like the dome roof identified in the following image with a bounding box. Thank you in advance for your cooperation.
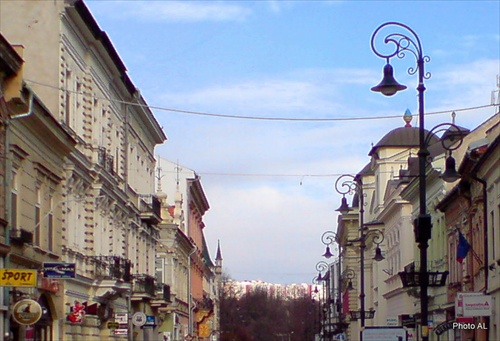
[368,126,439,156]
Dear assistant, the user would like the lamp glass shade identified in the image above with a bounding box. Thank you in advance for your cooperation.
[346,280,354,291]
[440,156,461,183]
[371,63,407,96]
[323,246,334,259]
[335,196,352,214]
[373,247,385,262]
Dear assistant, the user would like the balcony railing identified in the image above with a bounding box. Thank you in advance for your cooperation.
[155,283,171,302]
[92,256,131,282]
[97,147,115,175]
[133,274,156,296]
[138,194,161,224]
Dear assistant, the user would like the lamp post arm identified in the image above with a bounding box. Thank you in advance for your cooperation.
[321,231,338,246]
[371,22,429,79]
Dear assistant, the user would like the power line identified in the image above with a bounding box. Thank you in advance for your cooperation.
[25,79,498,122]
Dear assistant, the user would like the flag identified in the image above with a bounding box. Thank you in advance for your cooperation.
[457,231,471,263]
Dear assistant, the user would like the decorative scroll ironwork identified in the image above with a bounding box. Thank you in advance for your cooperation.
[371,21,430,79]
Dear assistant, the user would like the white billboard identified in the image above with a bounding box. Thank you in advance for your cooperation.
[463,295,492,317]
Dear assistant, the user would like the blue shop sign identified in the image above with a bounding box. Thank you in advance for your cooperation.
[43,262,76,278]
[145,315,156,327]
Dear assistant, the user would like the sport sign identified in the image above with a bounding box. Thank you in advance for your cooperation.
[0,269,37,287]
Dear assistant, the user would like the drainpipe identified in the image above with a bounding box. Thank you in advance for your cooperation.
[471,175,489,340]
[5,88,33,241]
[188,245,197,337]
[3,87,33,340]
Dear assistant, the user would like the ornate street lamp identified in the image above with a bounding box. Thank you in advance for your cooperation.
[341,268,356,292]
[316,261,334,341]
[321,231,338,259]
[335,175,385,340]
[371,22,466,341]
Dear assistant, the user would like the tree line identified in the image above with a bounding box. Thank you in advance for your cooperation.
[220,282,321,341]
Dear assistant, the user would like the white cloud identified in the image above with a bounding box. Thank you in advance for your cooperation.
[203,184,335,283]
[158,67,380,119]
[156,60,498,284]
[160,78,333,115]
[92,1,252,22]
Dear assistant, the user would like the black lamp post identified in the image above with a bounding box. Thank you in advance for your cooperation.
[316,261,334,341]
[312,275,323,340]
[371,22,465,341]
[335,175,385,340]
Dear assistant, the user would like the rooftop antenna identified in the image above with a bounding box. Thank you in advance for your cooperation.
[175,160,182,189]
[156,157,164,192]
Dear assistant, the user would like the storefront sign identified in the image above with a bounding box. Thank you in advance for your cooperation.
[463,295,492,317]
[145,315,156,327]
[455,292,483,318]
[132,312,147,327]
[39,278,60,293]
[401,314,415,328]
[115,312,128,324]
[42,262,76,278]
[67,301,86,323]
[11,299,43,325]
[0,269,37,287]
[107,322,120,329]
[114,329,128,335]
[362,327,407,341]
[386,317,398,326]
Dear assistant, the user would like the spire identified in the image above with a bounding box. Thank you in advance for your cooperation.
[215,240,223,263]
[403,108,413,127]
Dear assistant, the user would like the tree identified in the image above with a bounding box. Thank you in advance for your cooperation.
[220,282,320,341]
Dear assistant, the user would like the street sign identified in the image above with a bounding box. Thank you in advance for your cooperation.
[114,312,128,324]
[42,262,76,278]
[113,329,128,335]
[132,312,147,327]
[0,269,37,287]
[107,322,120,329]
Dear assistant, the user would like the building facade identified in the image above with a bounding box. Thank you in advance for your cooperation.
[1,1,167,340]
[156,158,219,340]
[0,33,25,339]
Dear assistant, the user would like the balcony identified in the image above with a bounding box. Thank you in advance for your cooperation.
[131,274,156,301]
[96,147,115,176]
[93,256,132,282]
[151,284,171,309]
[138,194,162,225]
[91,256,132,300]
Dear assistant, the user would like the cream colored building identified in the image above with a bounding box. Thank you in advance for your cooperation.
[155,158,220,340]
[1,1,167,340]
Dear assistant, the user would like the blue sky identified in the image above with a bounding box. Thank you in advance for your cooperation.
[86,0,499,284]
